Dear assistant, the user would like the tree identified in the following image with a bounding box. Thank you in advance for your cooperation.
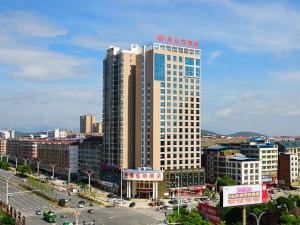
[16,164,32,175]
[280,214,300,225]
[277,196,296,211]
[216,176,235,190]
[167,208,213,225]
[0,161,10,170]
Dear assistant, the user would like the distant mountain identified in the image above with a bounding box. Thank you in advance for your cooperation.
[228,131,267,137]
[202,129,221,136]
[15,131,29,137]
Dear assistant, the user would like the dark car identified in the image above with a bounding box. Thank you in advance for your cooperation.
[78,200,85,205]
[129,202,136,208]
[181,204,188,208]
[58,199,66,207]
[157,201,165,206]
[168,200,178,205]
[89,202,94,206]
[148,202,157,207]
[87,209,95,214]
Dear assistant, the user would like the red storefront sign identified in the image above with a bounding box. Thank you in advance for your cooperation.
[155,34,199,48]
[123,170,163,181]
[198,203,221,225]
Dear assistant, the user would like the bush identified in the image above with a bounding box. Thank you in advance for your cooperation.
[0,161,10,170]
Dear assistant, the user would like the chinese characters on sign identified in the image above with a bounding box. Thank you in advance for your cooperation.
[123,170,164,181]
[155,34,199,48]
[198,203,221,225]
[222,184,268,207]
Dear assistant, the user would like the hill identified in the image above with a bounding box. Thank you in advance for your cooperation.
[202,129,221,136]
[228,131,267,137]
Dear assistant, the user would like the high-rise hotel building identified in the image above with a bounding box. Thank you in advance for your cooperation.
[102,38,205,195]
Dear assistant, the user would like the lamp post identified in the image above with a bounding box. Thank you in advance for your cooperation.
[249,212,266,225]
[120,168,123,206]
[14,156,18,174]
[50,163,56,181]
[6,174,14,204]
[36,160,42,176]
[6,154,9,163]
[23,158,29,166]
[84,169,95,192]
[66,167,72,185]
[176,175,180,215]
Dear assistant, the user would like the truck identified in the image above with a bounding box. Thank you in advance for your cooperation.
[43,210,57,223]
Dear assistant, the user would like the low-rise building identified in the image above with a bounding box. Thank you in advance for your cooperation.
[206,145,261,185]
[241,137,278,185]
[47,129,67,139]
[6,138,38,161]
[0,130,15,139]
[278,153,299,188]
[79,136,103,180]
[37,140,79,175]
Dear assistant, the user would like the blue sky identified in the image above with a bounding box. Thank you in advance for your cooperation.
[0,0,300,135]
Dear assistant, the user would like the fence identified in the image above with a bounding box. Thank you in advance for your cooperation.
[0,200,26,225]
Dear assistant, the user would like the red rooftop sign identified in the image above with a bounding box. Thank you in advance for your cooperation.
[155,34,199,48]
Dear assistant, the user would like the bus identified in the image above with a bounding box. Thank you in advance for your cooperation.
[43,210,57,223]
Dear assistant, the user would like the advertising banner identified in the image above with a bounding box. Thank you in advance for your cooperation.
[222,184,267,207]
[123,170,164,181]
[198,202,221,225]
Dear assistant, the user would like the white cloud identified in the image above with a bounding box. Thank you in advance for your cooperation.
[207,51,222,64]
[272,70,300,81]
[0,11,67,37]
[216,108,234,118]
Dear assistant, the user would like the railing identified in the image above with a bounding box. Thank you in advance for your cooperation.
[0,200,26,225]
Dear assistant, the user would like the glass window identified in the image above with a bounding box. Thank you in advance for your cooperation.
[185,66,194,76]
[185,57,195,65]
[173,56,177,61]
[167,64,171,68]
[167,55,171,61]
[196,59,200,66]
[179,56,183,62]
[154,53,165,81]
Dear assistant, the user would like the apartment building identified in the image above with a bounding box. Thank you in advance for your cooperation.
[206,145,261,185]
[278,153,299,188]
[241,137,278,185]
[37,140,79,175]
[277,141,300,181]
[79,136,103,180]
[6,138,38,161]
[47,129,67,139]
[0,139,7,155]
[80,115,96,134]
[92,122,103,134]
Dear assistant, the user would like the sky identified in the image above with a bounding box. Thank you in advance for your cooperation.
[0,0,300,136]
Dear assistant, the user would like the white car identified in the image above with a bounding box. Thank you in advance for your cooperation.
[7,193,13,197]
[77,204,84,208]
[166,205,173,210]
[114,199,125,204]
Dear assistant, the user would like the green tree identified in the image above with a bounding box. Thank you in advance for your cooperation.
[16,164,32,175]
[280,214,300,225]
[167,208,213,225]
[216,176,235,190]
[0,210,16,225]
[277,196,296,211]
[0,161,10,170]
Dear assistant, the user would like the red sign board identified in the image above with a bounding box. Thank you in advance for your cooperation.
[155,34,199,48]
[198,203,221,225]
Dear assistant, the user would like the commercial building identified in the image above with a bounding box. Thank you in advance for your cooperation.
[102,37,204,197]
[0,139,7,155]
[6,138,38,162]
[241,137,278,185]
[206,145,261,185]
[37,140,79,176]
[79,136,103,180]
[277,141,300,182]
[80,115,96,134]
[278,153,299,188]
[0,130,15,139]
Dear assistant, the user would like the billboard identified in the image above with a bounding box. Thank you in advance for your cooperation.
[123,170,164,181]
[198,202,221,225]
[222,184,267,207]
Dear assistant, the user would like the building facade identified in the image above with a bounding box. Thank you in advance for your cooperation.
[241,138,278,185]
[37,140,79,175]
[102,44,139,184]
[47,129,67,139]
[0,139,7,155]
[79,136,103,180]
[6,138,38,161]
[206,146,261,185]
[92,122,103,134]
[277,141,300,182]
[278,153,299,188]
[80,115,96,134]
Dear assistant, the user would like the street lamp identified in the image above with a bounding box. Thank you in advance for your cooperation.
[120,168,123,206]
[176,175,180,215]
[66,167,72,185]
[23,158,29,166]
[6,154,9,163]
[14,156,18,174]
[36,160,42,176]
[83,169,95,192]
[50,163,56,181]
[249,212,266,225]
[6,173,14,204]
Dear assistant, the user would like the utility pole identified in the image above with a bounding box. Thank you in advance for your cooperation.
[120,168,123,206]
[14,156,18,174]
[242,206,246,225]
[176,175,180,215]
[50,163,56,181]
[36,161,42,176]
[6,154,9,163]
[6,174,13,204]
